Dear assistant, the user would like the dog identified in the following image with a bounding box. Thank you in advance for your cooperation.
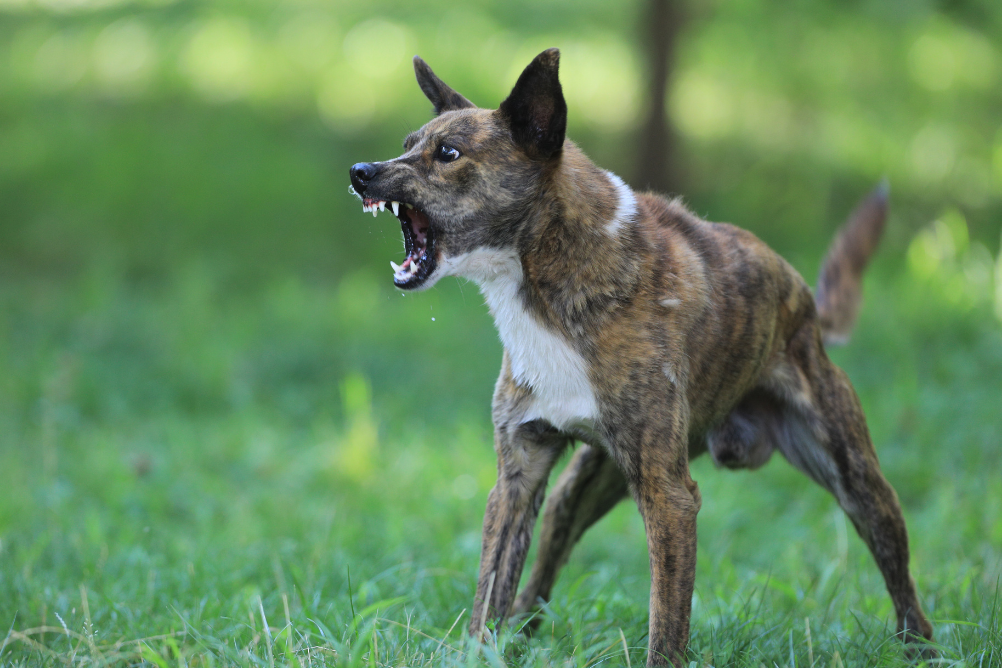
[348,48,933,666]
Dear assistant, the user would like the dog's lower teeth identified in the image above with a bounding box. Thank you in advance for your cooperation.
[390,260,402,273]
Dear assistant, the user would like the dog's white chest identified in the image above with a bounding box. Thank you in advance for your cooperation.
[489,291,598,430]
[445,249,599,431]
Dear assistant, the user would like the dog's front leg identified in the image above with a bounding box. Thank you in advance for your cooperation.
[613,405,701,667]
[512,443,628,625]
[468,384,568,640]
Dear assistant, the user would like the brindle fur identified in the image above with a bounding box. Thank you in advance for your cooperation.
[351,49,933,666]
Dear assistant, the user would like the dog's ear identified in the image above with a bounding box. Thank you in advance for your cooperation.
[413,56,475,115]
[498,48,566,160]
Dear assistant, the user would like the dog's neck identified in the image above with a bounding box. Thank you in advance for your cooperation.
[456,145,647,328]
[517,144,646,332]
[448,147,646,416]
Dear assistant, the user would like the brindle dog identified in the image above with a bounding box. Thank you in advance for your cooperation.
[349,48,934,666]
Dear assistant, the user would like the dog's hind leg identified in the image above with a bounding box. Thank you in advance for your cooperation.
[511,443,629,624]
[599,394,700,667]
[768,326,934,652]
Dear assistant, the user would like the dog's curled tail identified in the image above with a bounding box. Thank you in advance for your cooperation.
[815,181,888,347]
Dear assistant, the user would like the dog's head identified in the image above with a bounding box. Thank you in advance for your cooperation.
[349,48,566,290]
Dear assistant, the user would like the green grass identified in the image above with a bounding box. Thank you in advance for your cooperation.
[1,4,1001,662]
[1,253,1000,667]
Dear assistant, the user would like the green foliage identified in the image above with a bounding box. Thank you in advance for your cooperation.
[1,0,1001,665]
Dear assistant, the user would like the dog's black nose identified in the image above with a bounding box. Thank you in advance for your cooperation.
[350,162,377,194]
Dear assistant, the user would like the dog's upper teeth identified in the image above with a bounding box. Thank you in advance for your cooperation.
[372,208,378,217]
[391,201,399,216]
[379,201,385,212]
[362,204,369,212]
[405,203,413,209]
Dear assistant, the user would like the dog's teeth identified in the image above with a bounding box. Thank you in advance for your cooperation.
[372,208,378,217]
[391,201,399,216]
[405,203,414,209]
[362,204,368,212]
[390,260,402,273]
[379,201,385,212]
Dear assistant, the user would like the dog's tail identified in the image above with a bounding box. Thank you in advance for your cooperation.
[815,181,888,347]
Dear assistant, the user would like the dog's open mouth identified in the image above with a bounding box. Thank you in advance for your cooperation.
[361,197,437,289]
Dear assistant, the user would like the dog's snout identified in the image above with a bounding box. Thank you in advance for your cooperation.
[350,162,378,193]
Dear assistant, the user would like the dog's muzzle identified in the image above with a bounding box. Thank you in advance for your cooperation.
[347,169,439,290]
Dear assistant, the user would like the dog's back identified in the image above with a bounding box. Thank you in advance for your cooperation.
[640,195,814,430]
[631,185,888,437]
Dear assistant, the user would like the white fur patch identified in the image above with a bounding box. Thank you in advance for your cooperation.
[604,171,638,236]
[442,248,599,431]
[662,362,678,386]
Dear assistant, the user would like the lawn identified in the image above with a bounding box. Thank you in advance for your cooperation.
[1,229,1000,666]
[1,1,1001,664]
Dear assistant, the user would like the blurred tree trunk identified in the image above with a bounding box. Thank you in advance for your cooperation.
[636,0,685,194]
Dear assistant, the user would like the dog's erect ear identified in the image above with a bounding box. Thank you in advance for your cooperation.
[413,56,475,115]
[498,48,566,159]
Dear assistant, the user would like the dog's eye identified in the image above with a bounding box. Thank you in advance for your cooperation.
[436,145,461,162]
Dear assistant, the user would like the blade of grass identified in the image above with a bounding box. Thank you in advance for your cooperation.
[428,608,466,662]
[259,596,275,668]
[619,627,632,668]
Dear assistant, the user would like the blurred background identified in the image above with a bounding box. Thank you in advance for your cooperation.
[1,0,1000,664]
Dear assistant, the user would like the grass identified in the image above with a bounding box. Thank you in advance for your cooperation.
[1,0,1001,663]
[1,248,1000,666]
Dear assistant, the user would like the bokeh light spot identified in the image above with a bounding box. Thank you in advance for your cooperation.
[317,69,374,134]
[343,19,409,79]
[560,40,640,130]
[452,474,478,500]
[671,72,734,139]
[182,18,255,102]
[909,23,997,92]
[93,18,154,90]
[909,33,956,92]
[909,124,956,182]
